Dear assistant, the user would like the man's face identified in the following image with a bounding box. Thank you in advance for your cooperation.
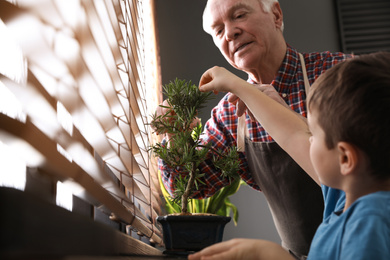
[204,0,283,72]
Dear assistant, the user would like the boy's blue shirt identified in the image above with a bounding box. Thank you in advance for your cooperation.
[321,185,346,220]
[308,185,390,260]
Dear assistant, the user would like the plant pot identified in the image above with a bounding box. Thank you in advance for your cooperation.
[157,214,231,254]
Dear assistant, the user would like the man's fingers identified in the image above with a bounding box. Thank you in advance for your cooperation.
[227,93,239,104]
[156,100,173,116]
[190,117,201,129]
[236,99,247,117]
[228,94,250,118]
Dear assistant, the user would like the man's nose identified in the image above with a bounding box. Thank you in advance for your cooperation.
[225,25,240,41]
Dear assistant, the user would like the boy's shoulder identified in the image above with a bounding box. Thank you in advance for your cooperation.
[340,191,390,231]
[351,191,390,216]
[337,191,390,260]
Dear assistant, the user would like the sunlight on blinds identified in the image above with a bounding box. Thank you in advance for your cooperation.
[0,0,163,248]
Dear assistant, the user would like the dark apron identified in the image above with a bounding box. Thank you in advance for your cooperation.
[245,139,323,259]
[237,53,323,260]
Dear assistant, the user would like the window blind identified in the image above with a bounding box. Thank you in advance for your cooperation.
[0,0,163,254]
[336,0,390,54]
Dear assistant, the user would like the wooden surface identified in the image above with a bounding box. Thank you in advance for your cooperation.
[66,256,187,260]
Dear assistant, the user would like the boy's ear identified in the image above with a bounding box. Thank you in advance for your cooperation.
[337,142,358,176]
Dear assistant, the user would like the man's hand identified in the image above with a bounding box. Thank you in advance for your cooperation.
[228,84,290,120]
[153,99,200,144]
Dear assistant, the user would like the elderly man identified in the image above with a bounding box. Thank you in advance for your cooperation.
[158,0,352,259]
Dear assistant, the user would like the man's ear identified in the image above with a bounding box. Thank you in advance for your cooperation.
[271,2,283,29]
[337,142,358,176]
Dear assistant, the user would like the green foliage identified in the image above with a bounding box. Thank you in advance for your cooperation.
[158,171,245,225]
[151,79,242,220]
[150,79,213,137]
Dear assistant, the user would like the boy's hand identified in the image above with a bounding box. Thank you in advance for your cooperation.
[199,66,240,94]
[188,238,295,260]
[199,67,290,120]
[199,66,252,118]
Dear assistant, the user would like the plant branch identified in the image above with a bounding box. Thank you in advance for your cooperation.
[181,161,197,214]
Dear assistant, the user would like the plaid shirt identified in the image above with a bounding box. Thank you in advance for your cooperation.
[160,45,353,198]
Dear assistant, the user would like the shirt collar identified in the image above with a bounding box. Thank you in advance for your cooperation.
[247,44,301,94]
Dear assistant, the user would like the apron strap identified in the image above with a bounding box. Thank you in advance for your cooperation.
[237,113,246,152]
[237,53,310,152]
[299,53,310,95]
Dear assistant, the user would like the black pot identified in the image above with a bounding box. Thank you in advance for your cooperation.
[157,214,231,254]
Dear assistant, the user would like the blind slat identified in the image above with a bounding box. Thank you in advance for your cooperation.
[336,0,390,54]
[0,0,163,252]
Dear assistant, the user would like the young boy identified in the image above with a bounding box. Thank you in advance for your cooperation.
[189,52,390,260]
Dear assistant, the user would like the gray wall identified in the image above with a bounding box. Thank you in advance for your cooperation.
[155,0,341,243]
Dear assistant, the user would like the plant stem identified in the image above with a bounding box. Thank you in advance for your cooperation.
[181,161,197,214]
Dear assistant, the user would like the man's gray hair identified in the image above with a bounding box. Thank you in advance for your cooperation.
[260,0,279,12]
[203,0,283,34]
[260,0,284,31]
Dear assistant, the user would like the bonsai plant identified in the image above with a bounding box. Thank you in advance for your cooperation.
[157,168,242,225]
[150,78,242,253]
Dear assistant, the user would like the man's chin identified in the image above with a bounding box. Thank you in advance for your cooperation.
[233,60,252,72]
